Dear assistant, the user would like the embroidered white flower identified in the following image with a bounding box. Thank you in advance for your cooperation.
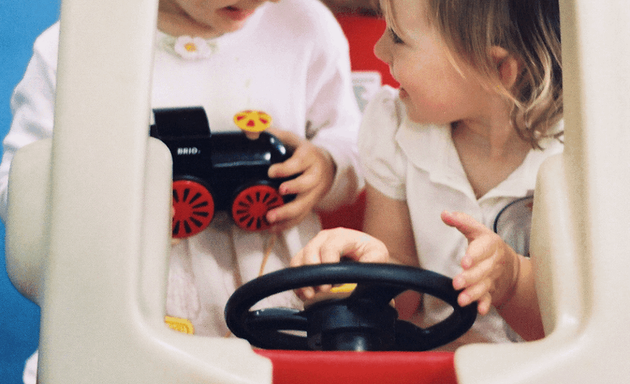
[173,36,215,60]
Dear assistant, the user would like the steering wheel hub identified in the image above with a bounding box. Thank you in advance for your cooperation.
[305,295,399,351]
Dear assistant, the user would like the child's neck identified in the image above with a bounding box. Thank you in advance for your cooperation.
[452,119,531,199]
[157,11,221,39]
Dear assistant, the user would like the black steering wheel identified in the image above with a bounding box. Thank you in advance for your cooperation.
[224,263,477,351]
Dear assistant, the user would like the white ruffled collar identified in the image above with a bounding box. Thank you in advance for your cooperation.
[395,113,564,201]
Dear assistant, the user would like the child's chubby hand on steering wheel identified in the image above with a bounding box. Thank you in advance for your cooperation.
[290,228,391,301]
[264,127,336,232]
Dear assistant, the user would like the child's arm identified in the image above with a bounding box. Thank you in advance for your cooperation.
[290,184,415,265]
[262,3,363,231]
[363,184,421,319]
[441,210,544,341]
[283,1,362,213]
[0,23,59,222]
[362,184,418,267]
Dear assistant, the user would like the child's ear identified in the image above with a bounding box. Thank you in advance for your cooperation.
[489,46,520,91]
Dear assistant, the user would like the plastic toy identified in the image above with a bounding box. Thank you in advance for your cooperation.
[225,262,477,351]
[150,107,295,238]
[233,110,273,140]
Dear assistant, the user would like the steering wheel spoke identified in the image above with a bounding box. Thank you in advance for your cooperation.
[244,308,310,350]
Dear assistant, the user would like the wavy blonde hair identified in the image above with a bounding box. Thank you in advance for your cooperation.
[385,0,563,148]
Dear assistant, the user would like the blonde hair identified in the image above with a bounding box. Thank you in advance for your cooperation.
[390,0,563,148]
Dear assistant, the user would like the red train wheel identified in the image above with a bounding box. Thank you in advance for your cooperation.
[172,180,215,238]
[232,184,284,231]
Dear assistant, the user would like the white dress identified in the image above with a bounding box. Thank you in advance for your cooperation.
[359,86,564,347]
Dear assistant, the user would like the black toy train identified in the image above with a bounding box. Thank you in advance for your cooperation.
[150,107,295,238]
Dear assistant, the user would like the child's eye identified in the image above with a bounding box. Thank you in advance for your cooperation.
[388,28,404,44]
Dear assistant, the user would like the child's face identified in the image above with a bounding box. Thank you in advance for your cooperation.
[374,0,491,125]
[160,0,280,37]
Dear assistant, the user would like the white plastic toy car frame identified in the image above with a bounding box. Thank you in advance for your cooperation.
[6,0,630,383]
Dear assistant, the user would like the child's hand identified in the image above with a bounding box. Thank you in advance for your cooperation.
[441,211,521,316]
[290,228,390,300]
[265,127,336,232]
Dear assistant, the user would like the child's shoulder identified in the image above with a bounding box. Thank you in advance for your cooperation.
[362,86,405,131]
[358,86,409,191]
[34,22,60,47]
[31,22,60,67]
[359,86,404,150]
[364,86,445,135]
[275,0,339,21]
[360,86,449,162]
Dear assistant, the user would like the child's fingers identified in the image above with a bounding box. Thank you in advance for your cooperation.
[457,279,493,308]
[291,229,388,266]
[462,234,496,268]
[275,166,319,197]
[315,230,388,264]
[296,284,333,301]
[268,153,307,179]
[291,240,328,267]
[474,293,492,315]
[291,229,347,265]
[266,127,302,149]
[266,132,314,179]
[267,192,311,223]
[347,232,390,263]
[291,244,330,300]
[452,274,466,291]
[453,254,494,293]
[441,210,491,241]
[317,242,349,264]
[295,286,316,301]
[291,230,356,300]
[458,256,495,287]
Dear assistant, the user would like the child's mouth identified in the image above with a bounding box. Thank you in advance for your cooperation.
[222,6,255,21]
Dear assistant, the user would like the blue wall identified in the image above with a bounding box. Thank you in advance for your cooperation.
[0,1,60,383]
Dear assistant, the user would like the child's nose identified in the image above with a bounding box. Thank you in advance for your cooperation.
[373,32,390,65]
